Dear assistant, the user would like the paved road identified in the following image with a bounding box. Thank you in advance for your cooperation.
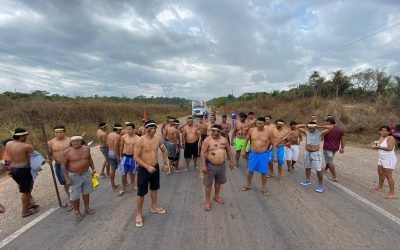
[2,120,400,249]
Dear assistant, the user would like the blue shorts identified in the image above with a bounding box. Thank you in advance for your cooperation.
[248,150,269,174]
[269,146,285,165]
[108,150,119,170]
[119,154,137,175]
[54,162,66,185]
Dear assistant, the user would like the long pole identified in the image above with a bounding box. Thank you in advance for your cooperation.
[40,123,62,207]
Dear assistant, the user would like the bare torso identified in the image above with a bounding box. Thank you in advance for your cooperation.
[48,137,71,163]
[135,135,162,166]
[107,132,121,152]
[96,129,107,147]
[207,122,216,136]
[183,125,199,143]
[287,129,301,145]
[197,123,207,136]
[249,128,272,153]
[235,120,251,138]
[166,126,178,143]
[64,146,92,174]
[221,122,231,137]
[5,141,33,167]
[204,136,228,165]
[273,128,289,145]
[121,134,139,155]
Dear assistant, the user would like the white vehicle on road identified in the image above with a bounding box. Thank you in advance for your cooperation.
[192,100,207,117]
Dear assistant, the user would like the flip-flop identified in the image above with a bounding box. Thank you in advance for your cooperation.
[370,186,384,192]
[213,197,224,204]
[112,184,120,190]
[266,174,274,178]
[66,204,74,211]
[22,207,39,218]
[241,186,252,191]
[150,207,166,214]
[85,210,95,215]
[262,191,270,197]
[328,177,338,182]
[29,204,40,209]
[385,194,397,199]
[175,169,182,173]
[136,217,143,227]
[204,202,211,211]
[118,190,126,196]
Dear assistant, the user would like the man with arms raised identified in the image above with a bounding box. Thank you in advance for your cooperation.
[48,125,72,210]
[5,128,39,217]
[242,117,274,196]
[285,121,303,173]
[118,123,139,196]
[220,114,231,144]
[182,117,201,171]
[231,113,251,165]
[97,122,110,177]
[134,120,169,227]
[107,123,123,190]
[201,125,235,211]
[62,136,96,221]
[296,122,332,193]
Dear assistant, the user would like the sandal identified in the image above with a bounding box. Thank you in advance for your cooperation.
[204,202,211,211]
[85,209,95,215]
[213,197,224,204]
[150,207,166,214]
[370,186,384,192]
[385,193,397,199]
[22,207,40,218]
[262,191,270,197]
[241,186,252,191]
[328,177,338,182]
[266,174,274,178]
[66,204,74,212]
[75,210,83,222]
[136,216,143,227]
[118,190,126,196]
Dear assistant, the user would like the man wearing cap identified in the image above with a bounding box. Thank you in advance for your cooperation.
[62,136,96,221]
[285,121,303,173]
[134,120,169,227]
[231,112,251,165]
[201,124,235,211]
[165,119,182,173]
[323,117,345,181]
[107,123,123,190]
[268,119,290,182]
[221,114,231,144]
[48,125,72,210]
[118,123,139,196]
[97,122,110,177]
[296,122,333,193]
[182,117,201,171]
[5,128,39,217]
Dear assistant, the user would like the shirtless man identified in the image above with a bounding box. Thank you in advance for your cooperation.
[165,119,181,172]
[206,115,217,136]
[197,115,208,142]
[201,125,235,211]
[107,123,123,190]
[246,112,256,126]
[5,128,39,217]
[268,119,290,182]
[137,120,146,136]
[48,125,72,209]
[134,120,169,227]
[62,136,96,221]
[296,122,332,193]
[220,114,231,144]
[162,118,174,141]
[161,116,171,140]
[182,117,201,170]
[118,123,139,196]
[285,121,303,173]
[96,122,110,177]
[121,122,132,136]
[231,113,251,165]
[311,114,318,123]
[242,117,274,196]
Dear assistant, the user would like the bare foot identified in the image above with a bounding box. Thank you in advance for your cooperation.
[75,210,83,221]
[0,204,5,213]
[385,193,397,199]
[370,185,384,192]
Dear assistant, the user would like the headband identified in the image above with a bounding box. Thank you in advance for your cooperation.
[14,131,29,136]
[100,123,108,128]
[145,122,157,128]
[113,126,123,130]
[125,122,131,125]
[173,122,179,125]
[276,121,284,125]
[307,124,317,128]
[211,128,222,132]
[71,136,83,140]
[54,128,65,132]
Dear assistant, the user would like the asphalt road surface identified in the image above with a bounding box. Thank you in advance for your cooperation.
[2,119,400,250]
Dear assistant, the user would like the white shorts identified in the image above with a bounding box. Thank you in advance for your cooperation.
[285,145,299,161]
[304,150,322,171]
[378,154,397,169]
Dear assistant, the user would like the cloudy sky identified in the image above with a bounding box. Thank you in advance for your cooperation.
[0,0,399,100]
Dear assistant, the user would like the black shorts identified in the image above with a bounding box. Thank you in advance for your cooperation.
[184,141,199,158]
[137,164,160,197]
[201,135,207,142]
[10,167,34,193]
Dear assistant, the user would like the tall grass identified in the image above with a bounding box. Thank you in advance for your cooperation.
[0,97,190,154]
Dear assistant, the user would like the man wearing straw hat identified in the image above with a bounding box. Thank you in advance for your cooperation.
[5,128,39,217]
[48,125,72,210]
[97,122,110,177]
[107,123,123,190]
[62,135,96,221]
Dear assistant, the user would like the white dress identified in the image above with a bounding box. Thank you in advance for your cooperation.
[378,137,397,169]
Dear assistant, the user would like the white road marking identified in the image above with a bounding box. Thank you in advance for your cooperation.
[0,207,59,249]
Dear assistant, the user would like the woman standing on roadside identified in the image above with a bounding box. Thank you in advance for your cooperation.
[372,126,397,199]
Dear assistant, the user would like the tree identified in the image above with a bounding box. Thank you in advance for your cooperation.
[332,70,351,98]
[308,71,325,96]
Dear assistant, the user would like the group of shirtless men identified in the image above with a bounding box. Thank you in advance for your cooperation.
[3,111,344,226]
